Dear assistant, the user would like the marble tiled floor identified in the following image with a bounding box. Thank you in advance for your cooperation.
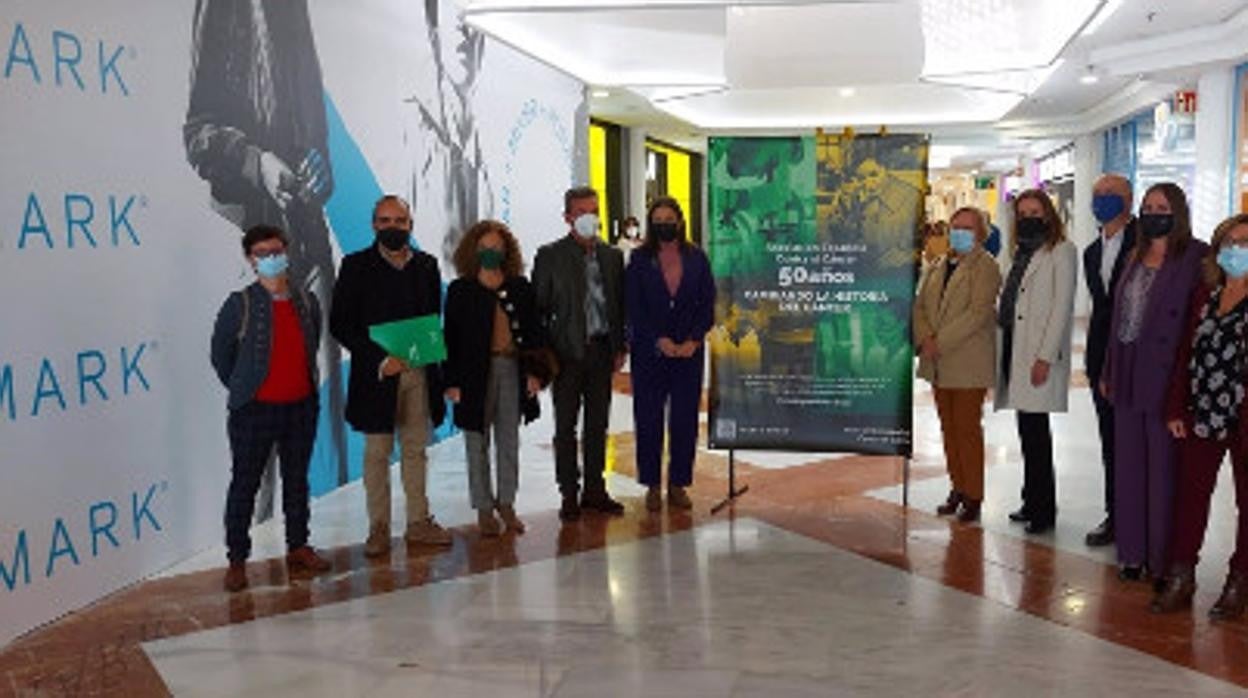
[872,380,1240,589]
[7,344,1248,695]
[160,394,645,579]
[144,520,1243,697]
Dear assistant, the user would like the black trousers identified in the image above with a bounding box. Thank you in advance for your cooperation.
[225,397,318,562]
[1091,387,1116,519]
[1017,411,1056,525]
[552,338,613,498]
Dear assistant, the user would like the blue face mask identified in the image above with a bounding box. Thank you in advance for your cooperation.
[1217,246,1248,280]
[255,253,289,279]
[949,228,975,254]
[1092,194,1125,224]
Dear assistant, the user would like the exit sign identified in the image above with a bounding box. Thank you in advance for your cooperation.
[1175,90,1198,114]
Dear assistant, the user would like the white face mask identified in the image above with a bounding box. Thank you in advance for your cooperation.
[625,226,639,239]
[574,213,600,240]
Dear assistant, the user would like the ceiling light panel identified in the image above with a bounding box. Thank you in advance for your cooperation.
[920,0,1101,77]
[652,84,1024,129]
[466,7,726,85]
[923,60,1062,95]
[724,3,922,88]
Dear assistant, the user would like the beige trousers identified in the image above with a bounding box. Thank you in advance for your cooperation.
[363,368,430,528]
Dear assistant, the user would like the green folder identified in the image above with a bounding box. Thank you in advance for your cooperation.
[368,314,446,367]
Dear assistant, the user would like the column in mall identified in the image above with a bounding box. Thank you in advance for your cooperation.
[1071,132,1103,317]
[627,126,648,227]
[1192,66,1235,240]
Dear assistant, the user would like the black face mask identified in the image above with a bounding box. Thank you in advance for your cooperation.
[1139,213,1175,239]
[377,227,410,251]
[1016,217,1048,250]
[652,222,679,243]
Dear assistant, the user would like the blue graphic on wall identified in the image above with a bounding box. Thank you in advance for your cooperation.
[310,94,455,497]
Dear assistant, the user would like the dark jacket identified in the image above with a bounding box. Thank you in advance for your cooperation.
[532,235,627,361]
[329,246,446,433]
[1104,239,1208,412]
[210,281,321,410]
[1164,279,1248,433]
[625,245,716,366]
[1083,219,1137,384]
[444,276,552,431]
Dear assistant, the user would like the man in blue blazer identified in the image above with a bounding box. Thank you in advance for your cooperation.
[1083,173,1137,547]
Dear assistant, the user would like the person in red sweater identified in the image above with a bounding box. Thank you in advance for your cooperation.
[211,224,332,592]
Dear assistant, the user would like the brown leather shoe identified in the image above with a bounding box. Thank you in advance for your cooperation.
[667,487,693,511]
[364,524,391,559]
[478,510,501,538]
[936,491,963,516]
[645,487,663,512]
[286,546,332,575]
[223,562,248,593]
[497,505,526,534]
[1150,565,1196,613]
[405,517,453,546]
[957,499,981,523]
[1211,570,1248,620]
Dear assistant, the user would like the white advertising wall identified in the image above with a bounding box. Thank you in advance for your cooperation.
[0,0,584,646]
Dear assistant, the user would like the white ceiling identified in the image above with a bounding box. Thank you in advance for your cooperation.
[465,0,1248,167]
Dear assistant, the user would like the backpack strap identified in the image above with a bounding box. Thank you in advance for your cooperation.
[236,288,250,344]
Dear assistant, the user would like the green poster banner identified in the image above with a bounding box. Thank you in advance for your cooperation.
[707,133,928,455]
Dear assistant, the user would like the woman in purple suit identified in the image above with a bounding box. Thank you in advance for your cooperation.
[1101,182,1208,582]
[627,197,716,512]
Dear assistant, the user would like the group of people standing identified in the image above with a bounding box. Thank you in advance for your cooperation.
[916,175,1248,619]
[210,187,714,593]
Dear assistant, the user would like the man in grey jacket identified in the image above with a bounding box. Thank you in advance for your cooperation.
[533,187,628,521]
[211,225,332,592]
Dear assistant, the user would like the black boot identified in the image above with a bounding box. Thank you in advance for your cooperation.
[1084,517,1114,547]
[1210,570,1248,620]
[1150,565,1196,614]
[936,491,962,516]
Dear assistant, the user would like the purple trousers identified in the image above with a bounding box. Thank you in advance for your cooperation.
[1113,405,1176,572]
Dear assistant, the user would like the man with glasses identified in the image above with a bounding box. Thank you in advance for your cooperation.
[211,224,332,592]
[330,196,451,557]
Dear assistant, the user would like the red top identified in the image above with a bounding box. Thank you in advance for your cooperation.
[255,299,313,404]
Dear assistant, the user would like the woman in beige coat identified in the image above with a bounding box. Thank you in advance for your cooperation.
[914,207,1003,522]
[996,189,1078,534]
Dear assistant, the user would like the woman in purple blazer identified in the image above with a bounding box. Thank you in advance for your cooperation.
[627,197,716,512]
[1102,182,1208,582]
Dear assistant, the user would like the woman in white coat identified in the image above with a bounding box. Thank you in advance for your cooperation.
[996,189,1078,534]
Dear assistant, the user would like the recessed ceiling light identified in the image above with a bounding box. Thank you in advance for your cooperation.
[592,89,610,98]
[838,87,856,98]
[1080,73,1099,85]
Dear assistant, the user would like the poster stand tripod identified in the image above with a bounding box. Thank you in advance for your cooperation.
[711,448,749,515]
[902,455,911,508]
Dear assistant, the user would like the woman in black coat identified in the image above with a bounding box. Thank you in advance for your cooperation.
[444,220,553,536]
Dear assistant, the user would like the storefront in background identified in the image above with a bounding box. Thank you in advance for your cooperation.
[1037,144,1076,234]
[1102,92,1198,197]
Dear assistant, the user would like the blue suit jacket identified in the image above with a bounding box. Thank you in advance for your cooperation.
[625,245,716,365]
